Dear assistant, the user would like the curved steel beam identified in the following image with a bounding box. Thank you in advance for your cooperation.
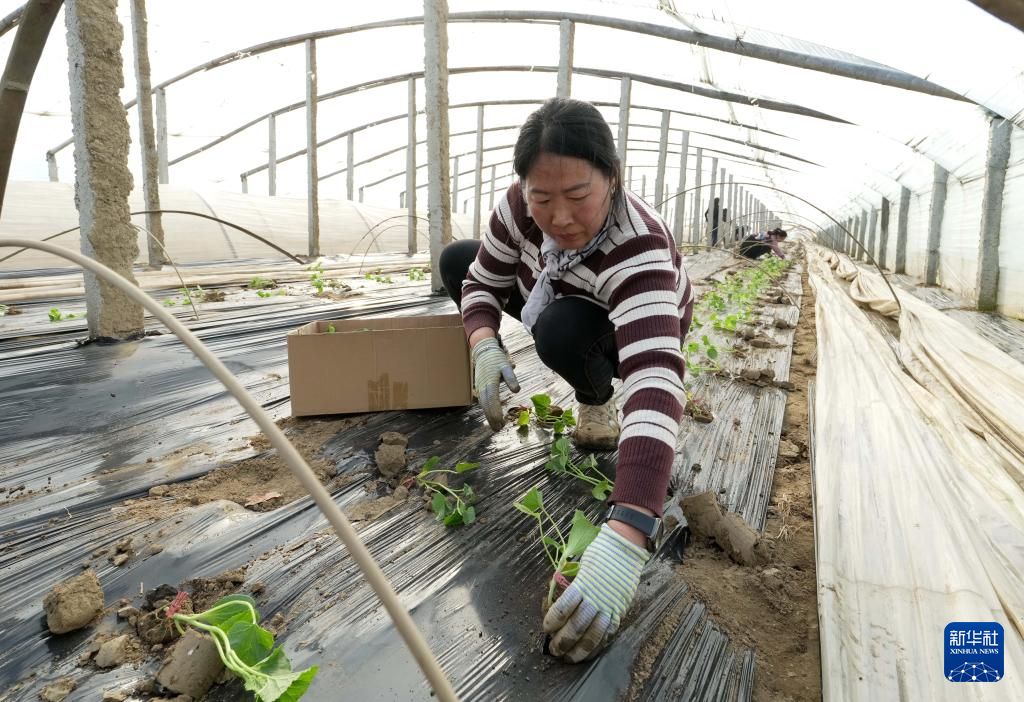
[167,64,844,170]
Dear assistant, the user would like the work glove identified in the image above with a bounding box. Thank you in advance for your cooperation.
[543,524,650,662]
[471,337,520,431]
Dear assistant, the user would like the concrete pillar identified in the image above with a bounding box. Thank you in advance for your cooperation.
[424,0,450,285]
[305,39,320,257]
[691,147,702,244]
[358,185,364,203]
[472,104,484,238]
[128,0,165,267]
[976,116,1012,311]
[155,86,168,183]
[705,156,718,245]
[65,0,143,340]
[895,186,910,273]
[346,131,355,201]
[641,174,647,199]
[46,152,58,181]
[925,163,949,285]
[627,165,634,190]
[867,206,878,262]
[556,19,574,98]
[240,173,248,194]
[617,76,630,171]
[672,130,689,245]
[654,110,669,215]
[406,76,417,253]
[878,197,890,269]
[451,155,459,213]
[267,114,277,196]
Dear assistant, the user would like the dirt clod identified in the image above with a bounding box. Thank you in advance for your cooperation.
[94,635,129,668]
[375,444,406,478]
[39,677,76,702]
[43,569,104,634]
[111,553,129,567]
[380,431,408,447]
[156,629,224,699]
[740,368,761,381]
[773,318,795,329]
[681,492,764,566]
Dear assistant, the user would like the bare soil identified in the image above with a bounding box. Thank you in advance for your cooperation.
[677,263,821,701]
[120,415,366,521]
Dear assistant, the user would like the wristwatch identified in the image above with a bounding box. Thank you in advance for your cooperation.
[604,505,663,552]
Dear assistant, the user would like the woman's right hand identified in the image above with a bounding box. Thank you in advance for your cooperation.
[470,337,520,431]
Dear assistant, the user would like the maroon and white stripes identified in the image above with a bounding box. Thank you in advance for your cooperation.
[462,182,694,515]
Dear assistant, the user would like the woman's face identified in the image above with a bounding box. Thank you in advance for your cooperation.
[523,152,613,250]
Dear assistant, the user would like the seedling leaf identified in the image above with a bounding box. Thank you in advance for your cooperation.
[419,456,441,476]
[591,480,612,501]
[431,492,448,518]
[531,394,551,413]
[463,506,476,524]
[517,410,530,427]
[227,622,275,666]
[520,487,543,514]
[560,562,580,578]
[194,595,258,632]
[564,510,600,559]
[455,461,479,473]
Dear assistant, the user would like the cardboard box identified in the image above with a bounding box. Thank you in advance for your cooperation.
[287,313,472,416]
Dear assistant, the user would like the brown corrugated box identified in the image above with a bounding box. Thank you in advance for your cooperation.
[287,313,472,416]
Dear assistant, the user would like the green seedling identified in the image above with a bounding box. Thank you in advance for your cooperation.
[257,289,287,299]
[248,277,276,290]
[163,298,179,307]
[530,394,577,435]
[326,324,336,334]
[409,268,425,281]
[178,286,206,305]
[169,594,316,702]
[309,272,325,294]
[416,456,480,527]
[47,307,81,322]
[545,436,614,500]
[0,304,7,317]
[513,488,600,604]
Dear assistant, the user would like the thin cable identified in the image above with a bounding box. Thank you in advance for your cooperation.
[0,238,459,702]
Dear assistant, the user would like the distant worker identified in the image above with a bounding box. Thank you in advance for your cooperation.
[738,227,787,259]
[439,98,694,663]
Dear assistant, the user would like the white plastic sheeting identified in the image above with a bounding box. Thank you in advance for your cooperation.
[811,247,1024,699]
[0,181,476,270]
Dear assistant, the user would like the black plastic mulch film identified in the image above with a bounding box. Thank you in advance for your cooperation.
[0,252,800,701]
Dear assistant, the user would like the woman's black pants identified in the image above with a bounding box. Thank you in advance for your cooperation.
[439,239,619,406]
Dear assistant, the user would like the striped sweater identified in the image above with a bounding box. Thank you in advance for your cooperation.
[462,182,694,516]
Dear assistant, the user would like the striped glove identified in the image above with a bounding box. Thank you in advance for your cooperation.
[542,524,650,662]
[471,337,520,431]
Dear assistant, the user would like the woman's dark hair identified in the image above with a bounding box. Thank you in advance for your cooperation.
[513,98,623,204]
